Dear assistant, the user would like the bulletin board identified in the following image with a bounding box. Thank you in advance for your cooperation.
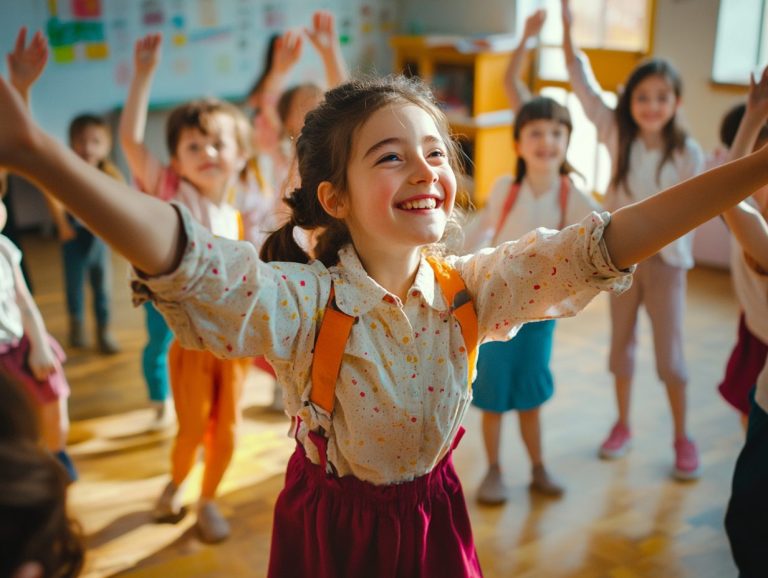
[0,0,398,141]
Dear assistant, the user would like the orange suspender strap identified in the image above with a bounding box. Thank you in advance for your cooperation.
[309,286,356,414]
[557,176,570,230]
[494,176,571,244]
[309,260,480,415]
[236,210,244,241]
[425,257,479,392]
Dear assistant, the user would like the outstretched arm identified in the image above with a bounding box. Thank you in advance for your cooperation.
[504,9,545,114]
[0,76,182,276]
[721,66,768,271]
[604,143,768,270]
[118,33,162,184]
[306,11,349,89]
[14,260,58,380]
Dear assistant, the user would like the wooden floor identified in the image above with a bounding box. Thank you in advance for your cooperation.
[21,231,744,578]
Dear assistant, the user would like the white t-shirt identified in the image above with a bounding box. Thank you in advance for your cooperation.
[0,235,24,344]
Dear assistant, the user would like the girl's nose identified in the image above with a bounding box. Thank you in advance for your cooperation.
[410,156,438,184]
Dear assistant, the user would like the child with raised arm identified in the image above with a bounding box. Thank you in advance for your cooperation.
[464,9,600,504]
[716,66,768,578]
[3,64,768,576]
[714,102,768,429]
[562,0,705,480]
[0,28,77,484]
[118,33,253,542]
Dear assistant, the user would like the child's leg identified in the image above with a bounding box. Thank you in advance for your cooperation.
[88,237,119,354]
[519,407,564,495]
[200,357,248,500]
[481,411,503,467]
[39,397,77,481]
[645,259,689,440]
[168,343,214,487]
[61,231,87,347]
[142,301,173,405]
[195,357,248,543]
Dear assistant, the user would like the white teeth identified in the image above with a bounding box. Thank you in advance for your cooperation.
[400,198,437,210]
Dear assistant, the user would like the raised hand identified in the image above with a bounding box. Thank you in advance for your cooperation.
[522,9,547,40]
[6,27,48,98]
[746,65,768,121]
[305,11,338,59]
[133,33,162,78]
[272,30,303,76]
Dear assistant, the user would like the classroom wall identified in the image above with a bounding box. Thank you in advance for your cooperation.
[397,0,517,35]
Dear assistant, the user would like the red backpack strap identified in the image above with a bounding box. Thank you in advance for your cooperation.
[309,284,356,415]
[493,180,521,245]
[558,176,570,230]
[426,257,479,391]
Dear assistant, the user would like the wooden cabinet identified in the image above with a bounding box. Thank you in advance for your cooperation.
[390,36,516,206]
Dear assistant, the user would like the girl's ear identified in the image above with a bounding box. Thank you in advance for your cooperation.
[13,562,44,578]
[170,155,181,174]
[317,181,348,218]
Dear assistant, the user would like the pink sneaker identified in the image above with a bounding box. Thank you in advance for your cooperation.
[673,437,701,481]
[598,423,632,459]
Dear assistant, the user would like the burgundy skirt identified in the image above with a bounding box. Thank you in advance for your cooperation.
[718,314,768,416]
[0,334,69,404]
[268,428,483,578]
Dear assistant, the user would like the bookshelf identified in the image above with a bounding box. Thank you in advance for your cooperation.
[390,36,517,206]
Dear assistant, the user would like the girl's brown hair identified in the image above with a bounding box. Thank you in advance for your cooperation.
[612,58,687,195]
[513,96,577,184]
[260,74,465,267]
[166,98,252,158]
[0,377,84,578]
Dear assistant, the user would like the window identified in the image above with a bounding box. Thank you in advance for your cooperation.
[712,0,768,84]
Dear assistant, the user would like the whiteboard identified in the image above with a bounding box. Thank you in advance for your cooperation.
[0,0,398,142]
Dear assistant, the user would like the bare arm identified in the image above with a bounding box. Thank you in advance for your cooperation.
[504,9,545,114]
[604,144,768,270]
[0,75,182,276]
[721,66,768,271]
[306,11,349,89]
[118,33,162,183]
[13,260,58,380]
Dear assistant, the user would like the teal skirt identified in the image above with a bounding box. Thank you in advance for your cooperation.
[471,319,556,412]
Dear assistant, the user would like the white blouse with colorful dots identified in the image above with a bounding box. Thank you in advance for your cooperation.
[133,204,632,485]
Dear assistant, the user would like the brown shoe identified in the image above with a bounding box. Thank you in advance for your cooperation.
[529,464,565,497]
[476,465,509,505]
[153,480,186,523]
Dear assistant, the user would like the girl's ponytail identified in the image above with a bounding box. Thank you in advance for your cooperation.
[260,220,311,264]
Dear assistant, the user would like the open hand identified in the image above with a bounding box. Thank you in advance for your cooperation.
[7,27,48,96]
[747,65,768,121]
[305,11,338,58]
[134,33,162,77]
[272,30,303,75]
[523,9,547,39]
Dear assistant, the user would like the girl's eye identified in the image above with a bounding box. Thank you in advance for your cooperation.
[428,149,446,159]
[376,153,401,164]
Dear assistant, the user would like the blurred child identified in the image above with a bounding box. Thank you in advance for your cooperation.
[562,0,705,480]
[0,28,77,483]
[119,33,252,543]
[463,9,600,504]
[714,102,768,429]
[720,66,768,578]
[0,374,84,578]
[47,114,123,353]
